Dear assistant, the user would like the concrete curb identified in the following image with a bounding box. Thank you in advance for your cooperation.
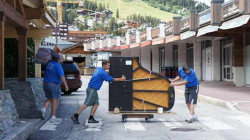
[3,119,43,140]
[175,89,248,115]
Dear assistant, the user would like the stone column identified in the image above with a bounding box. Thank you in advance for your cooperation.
[33,39,42,78]
[165,45,173,67]
[194,42,202,80]
[16,27,28,81]
[0,12,5,89]
[141,47,151,70]
[121,49,131,57]
[178,43,186,68]
[233,34,245,86]
[152,47,159,73]
[131,47,141,60]
[212,39,221,81]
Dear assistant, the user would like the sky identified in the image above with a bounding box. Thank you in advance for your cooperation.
[194,0,231,6]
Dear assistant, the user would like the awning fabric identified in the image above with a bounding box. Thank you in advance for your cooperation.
[180,31,196,40]
[219,15,250,30]
[197,25,219,37]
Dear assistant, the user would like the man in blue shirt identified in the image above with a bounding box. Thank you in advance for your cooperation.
[71,60,126,124]
[170,65,199,123]
[41,54,69,123]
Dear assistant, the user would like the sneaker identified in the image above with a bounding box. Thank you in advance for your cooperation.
[40,109,46,120]
[50,118,62,123]
[193,118,199,122]
[185,118,195,123]
[88,118,99,123]
[71,116,80,124]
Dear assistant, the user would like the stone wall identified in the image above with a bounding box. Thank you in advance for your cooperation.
[0,90,19,132]
[5,78,46,119]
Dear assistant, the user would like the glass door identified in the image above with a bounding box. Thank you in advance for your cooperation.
[223,44,233,81]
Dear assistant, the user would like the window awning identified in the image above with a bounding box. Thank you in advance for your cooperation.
[180,31,196,40]
[219,15,250,30]
[197,25,219,37]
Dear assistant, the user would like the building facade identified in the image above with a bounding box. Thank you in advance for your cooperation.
[86,0,250,87]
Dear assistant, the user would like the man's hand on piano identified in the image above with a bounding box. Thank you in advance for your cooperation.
[170,83,175,87]
[121,75,126,81]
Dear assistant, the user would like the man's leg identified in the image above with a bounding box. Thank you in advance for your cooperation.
[44,99,52,109]
[77,104,88,114]
[189,103,195,115]
[41,99,52,120]
[186,103,191,111]
[90,104,99,116]
[51,98,59,117]
[88,104,99,123]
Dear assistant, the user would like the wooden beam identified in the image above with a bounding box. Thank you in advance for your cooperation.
[25,8,43,19]
[23,0,40,8]
[16,27,28,81]
[6,0,17,9]
[0,12,5,90]
[16,0,26,19]
[0,0,28,28]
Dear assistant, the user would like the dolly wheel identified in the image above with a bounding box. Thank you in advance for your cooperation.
[122,116,127,122]
[145,118,150,123]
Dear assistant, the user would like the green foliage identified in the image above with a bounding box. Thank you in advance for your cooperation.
[68,9,78,24]
[126,14,161,27]
[123,0,132,2]
[107,18,125,36]
[4,38,35,78]
[142,0,209,16]
[116,8,119,19]
[87,0,176,21]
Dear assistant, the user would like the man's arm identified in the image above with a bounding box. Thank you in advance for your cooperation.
[171,76,181,83]
[170,80,188,87]
[60,76,69,91]
[113,76,126,82]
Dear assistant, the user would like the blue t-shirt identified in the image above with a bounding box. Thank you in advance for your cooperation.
[178,67,199,88]
[88,67,114,90]
[44,61,64,84]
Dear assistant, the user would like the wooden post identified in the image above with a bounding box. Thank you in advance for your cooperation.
[33,38,42,78]
[16,27,28,81]
[0,12,5,89]
[233,34,244,67]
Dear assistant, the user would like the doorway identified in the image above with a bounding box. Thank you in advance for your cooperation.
[202,40,212,81]
[222,43,233,81]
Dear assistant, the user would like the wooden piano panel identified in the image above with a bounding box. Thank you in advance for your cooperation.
[133,68,159,79]
[133,79,169,91]
[133,92,169,108]
[131,58,174,112]
[133,99,158,110]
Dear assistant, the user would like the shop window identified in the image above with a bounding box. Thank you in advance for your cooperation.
[173,45,178,67]
[186,43,194,69]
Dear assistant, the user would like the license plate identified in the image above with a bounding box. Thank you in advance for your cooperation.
[67,76,75,80]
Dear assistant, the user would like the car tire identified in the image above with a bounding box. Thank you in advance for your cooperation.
[73,88,79,92]
[64,91,73,95]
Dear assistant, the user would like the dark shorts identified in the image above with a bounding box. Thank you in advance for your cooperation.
[84,87,99,106]
[185,85,199,104]
[43,83,61,99]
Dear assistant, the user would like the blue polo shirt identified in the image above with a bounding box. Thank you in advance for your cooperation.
[88,67,114,90]
[44,61,64,84]
[178,67,199,88]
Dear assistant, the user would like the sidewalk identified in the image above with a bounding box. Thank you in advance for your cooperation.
[174,81,250,115]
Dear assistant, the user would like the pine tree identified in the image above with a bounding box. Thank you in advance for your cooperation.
[116,8,119,19]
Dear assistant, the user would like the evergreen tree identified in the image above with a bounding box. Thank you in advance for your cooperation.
[116,8,119,19]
